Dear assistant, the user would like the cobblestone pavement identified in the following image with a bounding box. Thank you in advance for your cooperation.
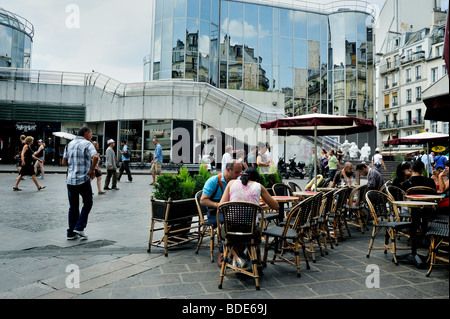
[0,164,448,304]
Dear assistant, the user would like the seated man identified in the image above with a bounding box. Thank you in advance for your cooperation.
[200,160,243,226]
[200,160,243,267]
[402,160,436,192]
[330,162,355,188]
[402,160,437,240]
[356,163,383,190]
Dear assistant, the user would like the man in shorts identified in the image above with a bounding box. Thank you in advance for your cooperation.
[150,138,163,185]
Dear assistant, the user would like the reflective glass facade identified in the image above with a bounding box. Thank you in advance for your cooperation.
[150,0,373,119]
[0,8,33,68]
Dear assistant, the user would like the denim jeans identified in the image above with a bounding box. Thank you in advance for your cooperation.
[118,160,132,181]
[67,180,93,235]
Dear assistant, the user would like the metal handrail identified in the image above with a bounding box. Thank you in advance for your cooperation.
[0,67,284,124]
[0,8,35,38]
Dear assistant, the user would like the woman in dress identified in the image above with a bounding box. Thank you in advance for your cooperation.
[13,136,45,191]
[33,139,46,179]
[92,141,106,195]
[220,167,278,267]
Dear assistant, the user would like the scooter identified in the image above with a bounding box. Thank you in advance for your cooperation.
[287,157,303,178]
[277,157,289,179]
[297,161,306,179]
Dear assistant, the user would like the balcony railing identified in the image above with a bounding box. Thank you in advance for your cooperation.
[401,51,425,65]
[379,59,400,75]
[379,117,425,131]
[400,117,424,127]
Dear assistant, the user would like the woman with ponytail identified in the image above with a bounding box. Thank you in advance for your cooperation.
[220,167,279,209]
[219,167,279,267]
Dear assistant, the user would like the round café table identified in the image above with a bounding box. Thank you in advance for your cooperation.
[392,200,438,269]
[405,194,445,202]
[317,188,335,192]
[392,201,438,208]
[272,196,299,222]
[293,191,319,198]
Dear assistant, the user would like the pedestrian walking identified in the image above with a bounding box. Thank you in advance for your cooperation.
[371,148,386,172]
[326,149,340,183]
[104,139,119,190]
[92,141,106,195]
[118,140,132,182]
[149,138,163,185]
[13,136,46,191]
[14,135,26,176]
[34,139,46,179]
[320,148,328,177]
[62,126,98,240]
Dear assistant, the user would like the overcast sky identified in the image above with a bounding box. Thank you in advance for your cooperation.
[2,0,446,83]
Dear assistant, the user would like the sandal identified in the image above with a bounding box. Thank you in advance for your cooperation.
[38,186,46,191]
[13,187,22,191]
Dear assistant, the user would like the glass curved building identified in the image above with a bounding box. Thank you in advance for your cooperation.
[149,0,375,120]
[0,8,33,68]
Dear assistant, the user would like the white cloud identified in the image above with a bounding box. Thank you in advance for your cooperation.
[1,0,152,82]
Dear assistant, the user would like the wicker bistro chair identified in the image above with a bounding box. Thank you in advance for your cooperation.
[272,183,292,196]
[406,186,438,196]
[387,185,411,221]
[317,190,336,252]
[288,181,302,193]
[365,191,412,265]
[425,220,449,277]
[194,191,221,263]
[346,185,369,234]
[271,183,296,222]
[327,187,352,245]
[380,180,392,194]
[303,192,325,263]
[217,201,263,290]
[262,197,313,278]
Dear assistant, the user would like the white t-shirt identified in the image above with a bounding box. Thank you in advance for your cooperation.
[373,153,383,164]
[221,152,232,173]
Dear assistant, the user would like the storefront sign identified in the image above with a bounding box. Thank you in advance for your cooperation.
[120,128,138,135]
[432,145,447,153]
[15,122,37,132]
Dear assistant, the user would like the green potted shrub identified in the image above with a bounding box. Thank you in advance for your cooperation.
[259,164,283,194]
[148,164,210,256]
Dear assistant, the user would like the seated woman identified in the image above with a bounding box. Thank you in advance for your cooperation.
[392,162,412,189]
[437,160,449,211]
[219,167,279,267]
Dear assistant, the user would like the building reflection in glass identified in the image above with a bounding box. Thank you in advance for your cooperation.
[150,0,373,120]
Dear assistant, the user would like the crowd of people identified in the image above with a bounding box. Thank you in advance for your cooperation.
[11,126,166,241]
[220,142,272,174]
[307,145,449,195]
[10,127,448,259]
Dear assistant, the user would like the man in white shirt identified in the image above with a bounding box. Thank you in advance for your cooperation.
[421,151,434,175]
[221,145,233,173]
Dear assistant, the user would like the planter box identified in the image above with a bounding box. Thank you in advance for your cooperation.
[147,197,199,257]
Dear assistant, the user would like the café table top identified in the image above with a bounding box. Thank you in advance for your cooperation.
[272,196,300,202]
[293,191,319,197]
[317,188,335,192]
[392,200,438,208]
[404,194,445,201]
